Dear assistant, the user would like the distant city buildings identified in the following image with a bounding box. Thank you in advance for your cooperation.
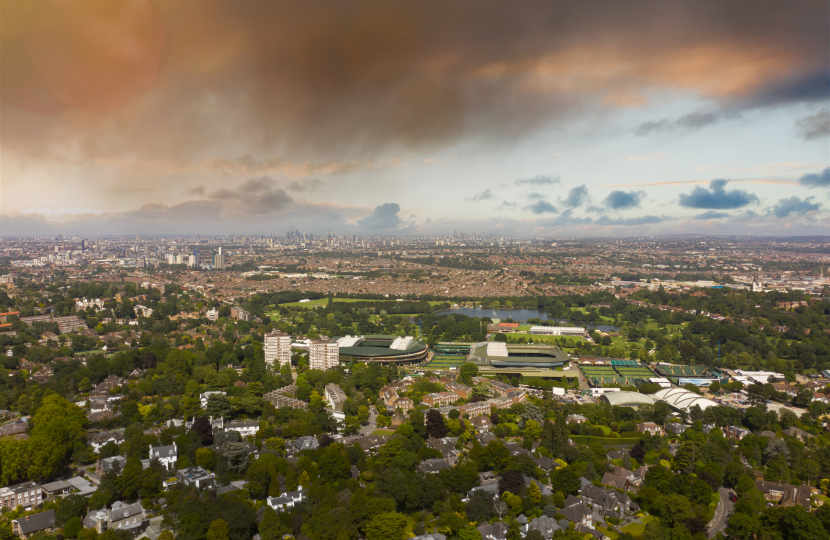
[309,339,339,370]
[264,331,291,368]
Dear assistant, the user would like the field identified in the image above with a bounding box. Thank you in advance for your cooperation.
[426,355,466,369]
[621,515,657,536]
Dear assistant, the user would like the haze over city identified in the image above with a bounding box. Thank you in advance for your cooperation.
[1,0,828,237]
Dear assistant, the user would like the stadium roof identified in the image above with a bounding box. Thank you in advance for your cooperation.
[653,387,718,412]
[599,391,655,407]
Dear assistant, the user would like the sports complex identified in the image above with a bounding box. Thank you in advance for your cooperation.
[468,342,570,369]
[337,334,429,364]
[578,359,658,387]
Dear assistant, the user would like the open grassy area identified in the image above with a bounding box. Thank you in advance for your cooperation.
[621,514,657,536]
[596,525,619,539]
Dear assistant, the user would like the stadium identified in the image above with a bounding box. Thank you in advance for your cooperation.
[336,335,429,364]
[468,342,569,368]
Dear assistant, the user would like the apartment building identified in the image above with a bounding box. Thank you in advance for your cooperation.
[264,331,292,368]
[421,392,458,407]
[309,339,339,370]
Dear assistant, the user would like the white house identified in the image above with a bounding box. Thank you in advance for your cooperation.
[148,443,177,470]
[225,419,259,438]
[200,391,225,409]
[267,486,307,512]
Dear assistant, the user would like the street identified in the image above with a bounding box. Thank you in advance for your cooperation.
[359,405,379,436]
[707,487,735,538]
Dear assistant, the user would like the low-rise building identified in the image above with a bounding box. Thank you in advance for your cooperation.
[12,509,55,538]
[422,392,457,407]
[177,466,216,490]
[148,443,177,470]
[636,422,663,435]
[267,486,307,512]
[0,481,43,510]
[226,419,259,438]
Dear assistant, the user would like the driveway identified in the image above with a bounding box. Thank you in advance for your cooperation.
[707,487,735,538]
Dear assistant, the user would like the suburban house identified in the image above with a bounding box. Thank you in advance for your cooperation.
[88,431,125,452]
[225,419,259,438]
[97,455,127,477]
[724,425,751,441]
[148,443,178,470]
[84,501,145,536]
[754,479,812,509]
[664,423,690,436]
[12,510,55,539]
[177,466,216,490]
[267,486,307,512]
[418,458,450,474]
[636,422,663,435]
[566,414,588,424]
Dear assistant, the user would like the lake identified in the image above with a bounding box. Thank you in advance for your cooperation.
[430,307,621,332]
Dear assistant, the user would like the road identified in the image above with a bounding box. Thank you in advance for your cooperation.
[707,487,735,538]
[359,405,379,436]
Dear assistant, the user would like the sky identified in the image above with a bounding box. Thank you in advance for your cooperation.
[1,0,829,237]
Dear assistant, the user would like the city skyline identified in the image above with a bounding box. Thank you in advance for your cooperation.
[1,0,828,237]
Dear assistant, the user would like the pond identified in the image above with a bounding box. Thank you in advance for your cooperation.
[431,307,621,332]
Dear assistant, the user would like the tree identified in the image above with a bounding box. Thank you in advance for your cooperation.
[459,362,479,385]
[27,394,88,481]
[724,512,761,540]
[523,419,541,441]
[318,444,350,483]
[191,416,215,445]
[499,470,524,496]
[365,512,408,540]
[426,409,449,439]
[206,519,230,540]
[528,481,541,505]
[259,507,280,540]
[205,394,232,418]
[466,490,494,523]
[195,448,216,470]
[657,493,693,528]
[63,516,84,538]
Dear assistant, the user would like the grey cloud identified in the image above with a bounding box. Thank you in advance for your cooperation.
[206,178,293,213]
[537,208,593,226]
[693,211,731,220]
[604,190,644,210]
[768,196,820,218]
[470,189,494,201]
[562,185,589,208]
[515,175,559,186]
[635,111,720,136]
[679,179,758,209]
[524,201,558,214]
[287,178,324,192]
[596,215,665,226]
[527,192,546,200]
[795,108,829,140]
[798,167,830,187]
[238,176,276,193]
[182,185,206,197]
[356,203,403,229]
[497,201,517,210]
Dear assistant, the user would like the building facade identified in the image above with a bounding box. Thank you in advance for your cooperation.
[264,331,292,368]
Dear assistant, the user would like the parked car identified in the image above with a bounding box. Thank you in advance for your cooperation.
[729,493,738,502]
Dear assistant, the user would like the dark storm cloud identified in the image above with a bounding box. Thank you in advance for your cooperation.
[798,167,830,188]
[604,190,644,210]
[202,177,293,214]
[678,179,758,209]
[562,185,589,208]
[795,108,830,140]
[768,196,820,218]
[182,185,206,196]
[524,201,558,214]
[515,175,559,187]
[636,70,830,136]
[596,215,665,226]
[356,202,403,229]
[693,211,730,220]
[469,189,494,201]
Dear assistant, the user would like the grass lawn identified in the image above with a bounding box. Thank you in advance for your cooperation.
[621,515,657,536]
[596,525,619,539]
[371,429,396,436]
[705,492,721,523]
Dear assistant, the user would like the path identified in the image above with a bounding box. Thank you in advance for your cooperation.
[707,487,735,538]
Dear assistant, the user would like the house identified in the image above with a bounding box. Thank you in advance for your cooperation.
[534,456,556,473]
[724,425,751,441]
[782,427,815,441]
[466,483,500,501]
[12,509,55,538]
[355,435,387,454]
[523,515,562,539]
[476,432,497,445]
[97,455,127,477]
[148,443,177,470]
[88,431,125,452]
[184,416,224,431]
[636,422,663,435]
[581,484,631,516]
[664,423,690,436]
[600,472,632,492]
[477,521,508,540]
[418,458,450,474]
[41,480,71,500]
[560,503,593,529]
[606,449,628,461]
[291,436,319,453]
[92,374,124,395]
[267,486,307,512]
[567,414,588,424]
[479,471,498,486]
[84,501,145,536]
[755,480,811,509]
[225,419,259,438]
[524,476,552,497]
[0,481,43,510]
[0,418,28,439]
[470,416,494,432]
[177,466,216,490]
